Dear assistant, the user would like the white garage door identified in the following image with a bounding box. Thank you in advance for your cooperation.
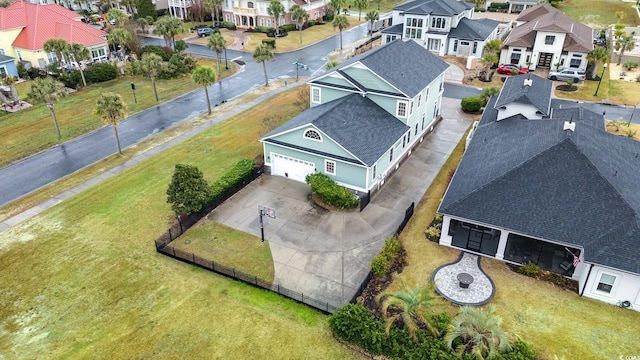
[271,153,315,183]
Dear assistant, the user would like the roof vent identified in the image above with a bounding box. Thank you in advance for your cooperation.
[523,79,533,87]
[563,121,575,132]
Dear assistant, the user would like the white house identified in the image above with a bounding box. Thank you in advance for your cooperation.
[499,4,593,70]
[438,73,640,311]
[260,39,449,194]
[381,0,501,58]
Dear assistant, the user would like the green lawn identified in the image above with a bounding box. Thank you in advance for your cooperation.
[391,128,640,359]
[554,63,640,105]
[559,0,640,28]
[0,87,359,359]
[0,58,234,168]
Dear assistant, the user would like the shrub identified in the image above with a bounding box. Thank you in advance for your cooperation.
[220,21,237,30]
[210,159,256,204]
[166,164,212,215]
[328,304,386,354]
[261,38,276,49]
[305,173,358,209]
[461,96,484,112]
[544,272,569,286]
[517,261,540,277]
[623,61,639,71]
[141,45,172,61]
[488,2,508,9]
[370,237,401,277]
[425,226,441,242]
[253,25,272,33]
[280,24,296,32]
[17,62,29,79]
[84,62,117,84]
[307,20,315,26]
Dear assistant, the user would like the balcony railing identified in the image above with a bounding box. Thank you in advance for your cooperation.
[233,6,258,15]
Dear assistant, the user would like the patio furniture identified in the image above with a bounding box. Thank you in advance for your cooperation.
[457,273,474,289]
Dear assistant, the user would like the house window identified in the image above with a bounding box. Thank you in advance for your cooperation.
[260,18,264,26]
[225,0,229,7]
[570,54,582,68]
[16,50,23,61]
[545,35,555,45]
[311,87,320,103]
[421,113,425,129]
[225,14,230,22]
[396,101,407,117]
[428,39,440,52]
[425,87,429,98]
[431,17,446,29]
[304,129,322,141]
[597,274,616,293]
[46,51,57,64]
[408,100,413,116]
[404,18,423,39]
[417,93,421,107]
[0,66,6,76]
[90,48,106,61]
[385,35,397,43]
[267,19,271,27]
[511,52,521,65]
[389,148,393,162]
[372,164,376,179]
[325,160,336,175]
[414,124,418,136]
[402,134,406,148]
[453,40,458,52]
[247,1,253,8]
[407,130,410,143]
[0,48,4,55]
[473,42,478,54]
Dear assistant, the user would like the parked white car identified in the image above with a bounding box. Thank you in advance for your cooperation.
[547,68,586,83]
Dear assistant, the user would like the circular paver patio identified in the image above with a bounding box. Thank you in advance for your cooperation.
[432,252,495,306]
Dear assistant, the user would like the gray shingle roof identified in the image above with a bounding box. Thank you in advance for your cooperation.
[395,0,473,16]
[439,98,640,274]
[262,94,409,166]
[494,74,552,115]
[0,54,14,63]
[449,18,500,41]
[311,39,449,98]
[381,23,404,35]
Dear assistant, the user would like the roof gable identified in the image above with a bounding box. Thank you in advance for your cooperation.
[494,74,552,115]
[449,18,500,41]
[395,0,473,16]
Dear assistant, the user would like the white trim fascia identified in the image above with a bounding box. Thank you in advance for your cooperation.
[263,138,369,169]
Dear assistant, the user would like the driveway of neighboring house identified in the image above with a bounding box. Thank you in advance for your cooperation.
[209,97,473,308]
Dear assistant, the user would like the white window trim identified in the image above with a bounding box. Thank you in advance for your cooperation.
[303,128,323,142]
[324,159,336,175]
[311,86,321,104]
[594,272,616,295]
[396,100,408,118]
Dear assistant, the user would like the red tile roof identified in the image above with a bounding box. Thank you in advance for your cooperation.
[0,1,107,51]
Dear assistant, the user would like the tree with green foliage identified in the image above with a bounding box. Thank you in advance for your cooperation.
[481,38,502,81]
[333,15,350,50]
[28,77,68,140]
[43,38,69,65]
[445,305,512,360]
[95,92,128,155]
[376,277,440,341]
[253,43,274,86]
[192,66,216,114]
[204,0,223,26]
[139,53,165,101]
[207,32,226,78]
[64,42,91,88]
[328,0,345,15]
[109,27,132,54]
[365,10,379,35]
[136,0,157,21]
[616,35,636,65]
[615,11,626,23]
[137,17,149,33]
[106,8,128,26]
[479,86,499,105]
[166,164,213,215]
[175,40,189,54]
[613,23,626,39]
[353,0,367,21]
[2,75,19,104]
[587,46,610,79]
[267,0,285,36]
[153,15,183,49]
[290,4,309,44]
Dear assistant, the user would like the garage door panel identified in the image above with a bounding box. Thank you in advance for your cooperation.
[271,153,315,183]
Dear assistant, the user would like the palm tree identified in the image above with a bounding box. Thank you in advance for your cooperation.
[153,16,184,49]
[481,38,502,81]
[43,38,69,66]
[353,0,367,21]
[290,5,309,44]
[28,77,68,140]
[615,11,625,23]
[64,43,91,88]
[587,46,610,79]
[137,17,149,33]
[329,0,345,15]
[332,15,350,50]
[445,305,512,360]
[376,277,440,341]
[479,86,499,105]
[267,0,285,36]
[365,10,379,36]
[106,8,127,26]
[616,35,636,65]
[192,66,217,114]
[139,53,165,101]
[253,43,274,86]
[94,92,128,155]
[207,32,226,78]
[108,27,132,55]
[204,0,222,26]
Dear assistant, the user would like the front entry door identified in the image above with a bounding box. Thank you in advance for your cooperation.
[538,52,553,67]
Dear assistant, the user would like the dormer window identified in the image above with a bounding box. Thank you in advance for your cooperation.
[304,129,322,141]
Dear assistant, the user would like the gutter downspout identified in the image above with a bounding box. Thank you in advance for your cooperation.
[579,263,593,296]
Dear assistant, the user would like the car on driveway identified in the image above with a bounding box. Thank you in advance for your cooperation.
[497,64,530,75]
[548,68,586,82]
[197,27,217,37]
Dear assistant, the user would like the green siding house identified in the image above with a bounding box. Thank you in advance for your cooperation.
[260,39,449,193]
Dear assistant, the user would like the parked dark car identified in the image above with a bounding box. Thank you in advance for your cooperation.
[197,27,217,37]
[496,64,530,75]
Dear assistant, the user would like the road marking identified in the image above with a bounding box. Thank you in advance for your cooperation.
[230,56,243,61]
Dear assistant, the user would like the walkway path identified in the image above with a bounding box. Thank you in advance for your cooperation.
[432,252,496,306]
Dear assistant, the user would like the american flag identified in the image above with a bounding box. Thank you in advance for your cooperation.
[565,247,580,267]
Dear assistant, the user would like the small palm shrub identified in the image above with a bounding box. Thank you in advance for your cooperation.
[517,261,540,277]
[445,305,512,359]
[461,96,484,112]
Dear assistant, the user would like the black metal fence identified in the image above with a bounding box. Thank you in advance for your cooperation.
[359,190,371,212]
[395,202,415,236]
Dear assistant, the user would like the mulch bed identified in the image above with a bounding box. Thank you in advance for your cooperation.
[507,264,579,292]
[358,248,408,317]
[555,84,577,92]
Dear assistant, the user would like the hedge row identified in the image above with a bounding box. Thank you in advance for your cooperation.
[370,237,401,277]
[210,159,257,204]
[305,173,358,209]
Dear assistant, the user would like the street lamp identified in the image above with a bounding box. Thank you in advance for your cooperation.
[593,63,608,96]
[224,47,229,70]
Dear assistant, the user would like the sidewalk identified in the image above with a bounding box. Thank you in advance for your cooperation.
[0,83,293,233]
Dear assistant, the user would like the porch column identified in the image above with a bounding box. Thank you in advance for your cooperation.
[440,216,452,246]
[495,230,509,260]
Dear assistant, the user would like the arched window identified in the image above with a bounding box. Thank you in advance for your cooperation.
[247,1,254,8]
[304,129,322,141]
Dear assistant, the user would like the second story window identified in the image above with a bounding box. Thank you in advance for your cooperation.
[545,35,555,45]
[311,87,320,103]
[397,101,407,118]
[247,1,253,8]
[404,18,423,39]
[431,17,446,29]
[304,129,322,141]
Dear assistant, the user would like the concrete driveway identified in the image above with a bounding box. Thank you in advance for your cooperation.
[210,97,472,308]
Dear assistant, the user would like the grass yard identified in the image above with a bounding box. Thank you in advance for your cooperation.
[0,58,235,168]
[0,86,360,358]
[559,0,640,28]
[172,219,275,282]
[390,128,640,359]
[553,63,640,105]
